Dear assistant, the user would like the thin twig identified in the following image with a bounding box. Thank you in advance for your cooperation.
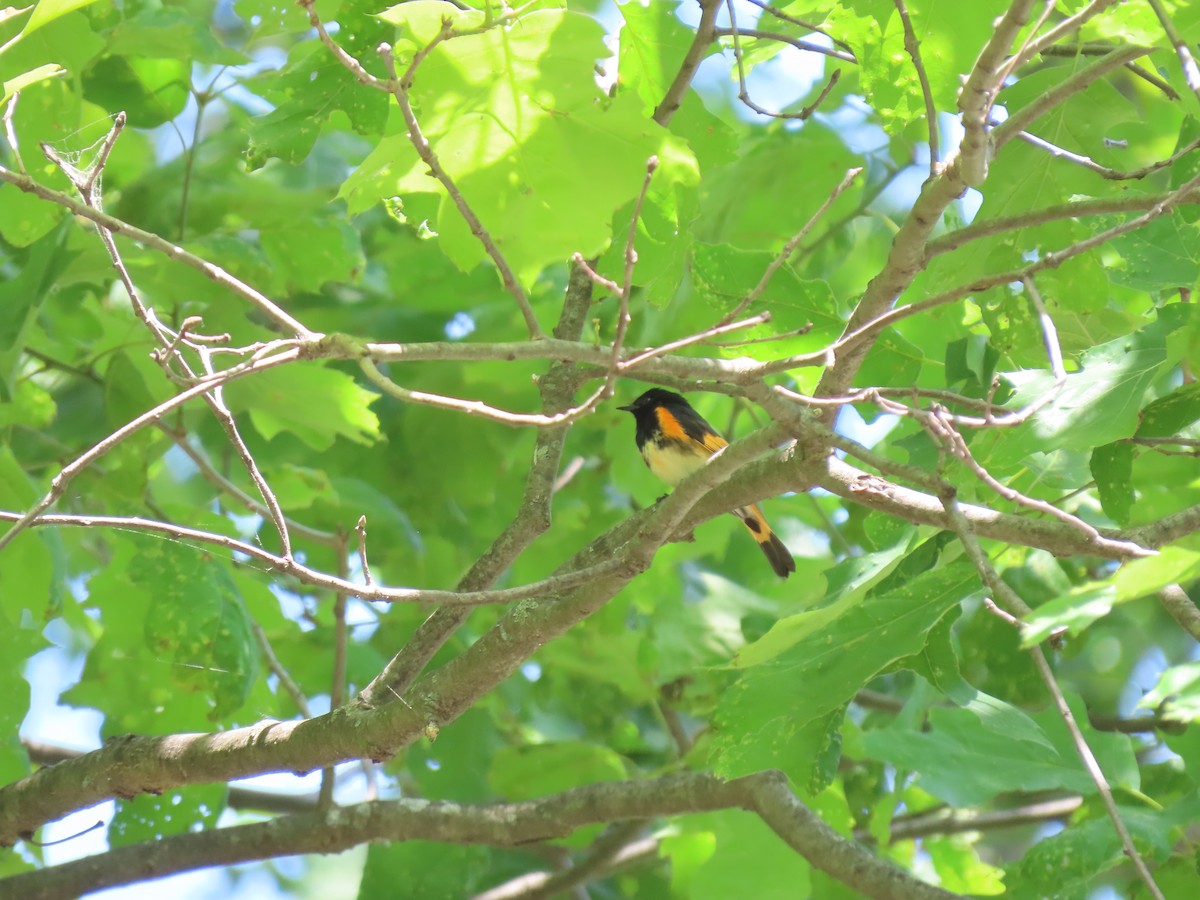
[251,621,312,717]
[712,28,856,64]
[1148,0,1200,102]
[1017,0,1122,65]
[359,357,608,427]
[892,0,939,174]
[0,166,314,337]
[320,533,352,809]
[867,796,1084,843]
[927,187,1200,259]
[161,426,337,545]
[0,347,302,553]
[603,156,658,399]
[767,166,1200,376]
[197,351,294,559]
[746,0,854,54]
[1027,643,1165,897]
[1,90,26,175]
[1015,130,1200,181]
[1157,584,1200,641]
[376,43,543,339]
[355,516,373,587]
[41,127,298,561]
[721,3,846,119]
[619,312,771,369]
[993,46,1150,150]
[0,508,634,606]
[653,0,723,125]
[718,167,863,327]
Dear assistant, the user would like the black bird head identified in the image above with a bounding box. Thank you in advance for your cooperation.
[617,388,686,418]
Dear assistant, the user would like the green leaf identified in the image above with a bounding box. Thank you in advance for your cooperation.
[376,1,485,41]
[1090,442,1134,525]
[488,741,627,801]
[1021,583,1117,646]
[258,218,365,292]
[674,810,811,900]
[1,61,62,104]
[82,55,190,128]
[63,536,259,730]
[1136,381,1200,437]
[343,10,684,284]
[0,446,64,622]
[617,0,708,116]
[0,0,101,53]
[105,7,245,65]
[997,304,1191,461]
[1139,661,1200,723]
[245,25,389,169]
[109,784,226,848]
[864,694,1138,807]
[734,536,919,668]
[925,836,1005,896]
[1023,541,1200,643]
[1101,210,1200,292]
[1113,542,1200,603]
[712,561,980,781]
[224,365,380,451]
[911,611,1054,752]
[0,612,43,784]
[358,842,491,900]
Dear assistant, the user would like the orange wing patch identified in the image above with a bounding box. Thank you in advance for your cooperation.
[655,406,690,442]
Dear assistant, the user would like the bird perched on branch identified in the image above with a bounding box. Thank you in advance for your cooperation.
[618,388,795,579]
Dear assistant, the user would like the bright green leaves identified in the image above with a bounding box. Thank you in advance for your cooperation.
[1141,660,1200,725]
[1,61,62,106]
[82,56,188,129]
[697,123,862,252]
[0,0,103,54]
[109,784,226,848]
[0,447,64,623]
[489,741,627,801]
[1003,798,1200,898]
[843,0,1008,139]
[1097,209,1200,293]
[343,10,692,286]
[669,810,812,900]
[1022,542,1200,644]
[259,218,365,292]
[105,6,245,66]
[245,13,390,170]
[864,695,1138,807]
[1091,442,1134,525]
[63,537,260,732]
[711,558,981,787]
[616,0,707,116]
[359,842,492,900]
[224,364,380,451]
[996,304,1192,464]
[690,243,843,358]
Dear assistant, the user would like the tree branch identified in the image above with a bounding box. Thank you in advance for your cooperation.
[0,771,958,900]
[653,0,723,126]
[0,166,314,337]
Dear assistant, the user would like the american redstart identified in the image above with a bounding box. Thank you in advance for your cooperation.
[619,388,796,579]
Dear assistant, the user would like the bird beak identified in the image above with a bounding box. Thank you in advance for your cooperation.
[617,404,634,412]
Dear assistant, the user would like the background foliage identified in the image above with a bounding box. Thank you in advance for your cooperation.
[1,0,1200,897]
